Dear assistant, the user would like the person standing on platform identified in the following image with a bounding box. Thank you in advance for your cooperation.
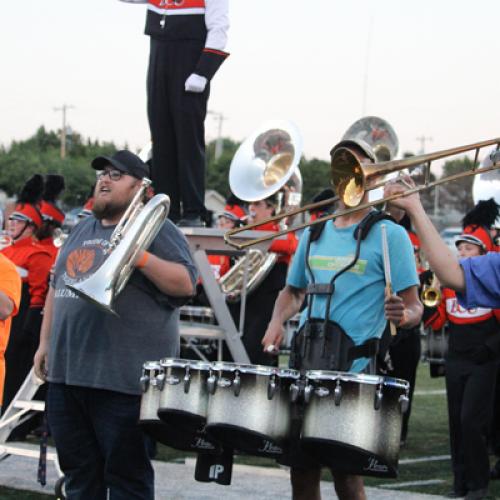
[120,0,230,226]
[0,254,21,414]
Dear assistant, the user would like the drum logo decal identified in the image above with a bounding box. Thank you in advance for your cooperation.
[258,440,282,455]
[363,457,388,473]
[192,437,216,450]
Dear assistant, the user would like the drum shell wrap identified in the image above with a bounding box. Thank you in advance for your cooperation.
[158,359,210,423]
[206,364,299,455]
[302,372,409,477]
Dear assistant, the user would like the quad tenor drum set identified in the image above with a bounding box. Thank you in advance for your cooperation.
[139,358,410,478]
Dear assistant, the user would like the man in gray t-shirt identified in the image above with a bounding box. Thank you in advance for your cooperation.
[34,150,197,500]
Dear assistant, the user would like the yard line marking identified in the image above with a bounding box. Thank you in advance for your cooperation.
[378,479,445,489]
[414,389,446,396]
[400,454,450,465]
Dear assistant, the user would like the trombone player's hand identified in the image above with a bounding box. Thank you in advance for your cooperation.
[384,175,423,216]
[262,319,284,355]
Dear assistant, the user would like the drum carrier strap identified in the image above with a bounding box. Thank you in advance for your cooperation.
[290,210,395,372]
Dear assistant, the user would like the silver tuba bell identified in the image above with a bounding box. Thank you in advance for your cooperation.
[220,120,303,302]
[67,178,170,315]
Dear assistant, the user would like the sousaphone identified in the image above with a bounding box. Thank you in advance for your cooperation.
[221,120,303,302]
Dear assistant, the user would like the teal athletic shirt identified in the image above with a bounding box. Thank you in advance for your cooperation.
[287,217,418,372]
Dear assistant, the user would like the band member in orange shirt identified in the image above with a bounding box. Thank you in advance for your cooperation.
[0,254,21,412]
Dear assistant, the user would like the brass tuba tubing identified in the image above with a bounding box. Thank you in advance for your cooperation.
[224,138,500,250]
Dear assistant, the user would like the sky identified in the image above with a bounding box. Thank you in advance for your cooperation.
[1,0,499,164]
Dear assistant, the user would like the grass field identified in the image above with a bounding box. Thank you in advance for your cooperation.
[3,361,500,498]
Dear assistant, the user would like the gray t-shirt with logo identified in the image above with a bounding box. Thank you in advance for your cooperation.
[47,215,197,395]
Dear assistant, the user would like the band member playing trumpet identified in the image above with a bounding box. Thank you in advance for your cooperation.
[262,140,422,500]
[425,229,500,499]
[33,150,197,499]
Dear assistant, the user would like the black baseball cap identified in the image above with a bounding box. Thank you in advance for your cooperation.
[91,150,150,180]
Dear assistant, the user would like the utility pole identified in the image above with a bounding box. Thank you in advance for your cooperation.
[208,110,226,160]
[416,135,432,155]
[54,104,75,159]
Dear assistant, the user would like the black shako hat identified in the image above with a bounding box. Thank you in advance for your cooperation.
[91,150,150,180]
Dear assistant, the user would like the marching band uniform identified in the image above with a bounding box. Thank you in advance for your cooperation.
[426,230,500,498]
[384,228,423,445]
[1,177,53,412]
[122,0,229,224]
[38,174,66,261]
[230,218,297,366]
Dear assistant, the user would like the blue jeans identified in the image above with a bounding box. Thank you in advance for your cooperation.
[47,383,154,500]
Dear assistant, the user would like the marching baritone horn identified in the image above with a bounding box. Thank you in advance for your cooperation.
[67,178,170,315]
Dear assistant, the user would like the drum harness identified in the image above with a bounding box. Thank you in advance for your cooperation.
[290,210,396,376]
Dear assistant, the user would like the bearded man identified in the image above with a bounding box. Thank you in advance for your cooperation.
[34,150,197,499]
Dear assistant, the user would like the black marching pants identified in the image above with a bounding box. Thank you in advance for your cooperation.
[387,328,421,442]
[147,38,209,221]
[228,263,288,367]
[445,356,497,492]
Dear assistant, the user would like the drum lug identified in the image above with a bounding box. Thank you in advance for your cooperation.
[334,380,342,406]
[184,367,191,394]
[267,375,277,400]
[374,385,383,411]
[233,372,241,397]
[207,373,217,395]
[165,375,180,385]
[399,393,410,414]
[156,373,166,391]
[140,375,149,393]
[289,383,300,403]
[315,386,330,398]
[303,384,312,404]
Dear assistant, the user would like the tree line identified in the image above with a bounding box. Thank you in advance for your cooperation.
[0,127,474,216]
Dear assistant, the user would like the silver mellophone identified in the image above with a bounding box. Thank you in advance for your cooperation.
[139,358,410,478]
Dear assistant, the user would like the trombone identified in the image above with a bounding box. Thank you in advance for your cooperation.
[224,138,500,250]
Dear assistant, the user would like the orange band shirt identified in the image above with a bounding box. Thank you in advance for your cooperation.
[0,254,22,405]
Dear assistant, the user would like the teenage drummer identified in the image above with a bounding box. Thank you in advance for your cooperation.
[262,139,422,500]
